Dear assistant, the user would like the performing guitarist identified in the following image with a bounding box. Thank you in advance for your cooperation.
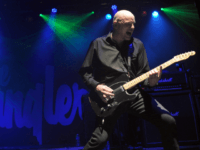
[79,10,179,150]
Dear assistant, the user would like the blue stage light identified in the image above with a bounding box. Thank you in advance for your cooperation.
[105,14,112,20]
[52,8,57,13]
[111,5,117,10]
[152,11,159,18]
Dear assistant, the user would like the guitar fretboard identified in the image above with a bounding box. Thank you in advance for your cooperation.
[123,58,175,90]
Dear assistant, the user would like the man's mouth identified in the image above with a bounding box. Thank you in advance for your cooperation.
[126,32,132,36]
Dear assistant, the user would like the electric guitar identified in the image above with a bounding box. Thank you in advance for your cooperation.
[89,51,196,118]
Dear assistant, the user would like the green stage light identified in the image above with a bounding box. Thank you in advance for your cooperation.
[40,12,94,54]
[39,14,48,21]
[161,8,164,11]
[41,12,94,36]
[161,4,200,38]
[161,4,200,29]
[92,11,94,14]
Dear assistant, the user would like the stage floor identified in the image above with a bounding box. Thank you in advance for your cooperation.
[0,145,200,150]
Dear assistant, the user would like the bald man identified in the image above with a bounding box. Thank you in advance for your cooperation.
[79,10,179,150]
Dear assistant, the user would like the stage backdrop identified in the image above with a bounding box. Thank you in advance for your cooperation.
[0,5,199,148]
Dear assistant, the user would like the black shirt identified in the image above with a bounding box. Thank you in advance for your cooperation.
[79,32,150,91]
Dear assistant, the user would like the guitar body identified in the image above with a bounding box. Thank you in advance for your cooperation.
[89,51,195,118]
[89,74,138,118]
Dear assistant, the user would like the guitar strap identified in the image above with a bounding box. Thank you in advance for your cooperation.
[127,42,137,79]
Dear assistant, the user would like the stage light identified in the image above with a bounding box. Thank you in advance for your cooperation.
[52,8,57,13]
[39,14,43,17]
[111,5,117,10]
[92,11,94,14]
[142,11,147,16]
[161,8,164,11]
[152,11,159,18]
[105,14,112,20]
[161,4,200,32]
[143,11,147,15]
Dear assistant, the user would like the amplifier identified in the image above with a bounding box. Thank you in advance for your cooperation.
[190,75,200,93]
[142,72,189,92]
[142,90,199,146]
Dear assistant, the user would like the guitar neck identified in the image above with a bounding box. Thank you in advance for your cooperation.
[123,58,175,90]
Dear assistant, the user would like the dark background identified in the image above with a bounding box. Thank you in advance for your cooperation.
[0,0,199,148]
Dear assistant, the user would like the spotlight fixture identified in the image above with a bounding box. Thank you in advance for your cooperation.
[111,5,117,10]
[152,11,159,18]
[105,14,112,20]
[142,11,147,16]
[52,8,57,13]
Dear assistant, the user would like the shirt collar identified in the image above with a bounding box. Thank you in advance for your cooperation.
[106,32,134,45]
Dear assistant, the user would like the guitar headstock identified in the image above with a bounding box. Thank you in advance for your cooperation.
[174,51,196,62]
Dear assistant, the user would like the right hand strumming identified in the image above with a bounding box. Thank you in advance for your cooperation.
[96,84,114,103]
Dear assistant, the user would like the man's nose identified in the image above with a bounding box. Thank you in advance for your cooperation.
[131,24,135,29]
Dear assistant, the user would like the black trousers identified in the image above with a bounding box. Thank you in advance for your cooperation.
[84,89,180,150]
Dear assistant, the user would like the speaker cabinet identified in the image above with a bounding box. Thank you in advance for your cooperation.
[143,90,199,146]
[194,94,200,121]
[191,75,200,93]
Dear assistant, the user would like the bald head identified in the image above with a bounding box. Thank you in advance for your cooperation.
[112,10,135,42]
[113,10,135,24]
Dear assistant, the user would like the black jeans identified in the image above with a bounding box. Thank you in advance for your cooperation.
[83,89,179,150]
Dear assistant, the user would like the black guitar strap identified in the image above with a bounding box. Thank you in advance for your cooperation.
[127,42,137,79]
